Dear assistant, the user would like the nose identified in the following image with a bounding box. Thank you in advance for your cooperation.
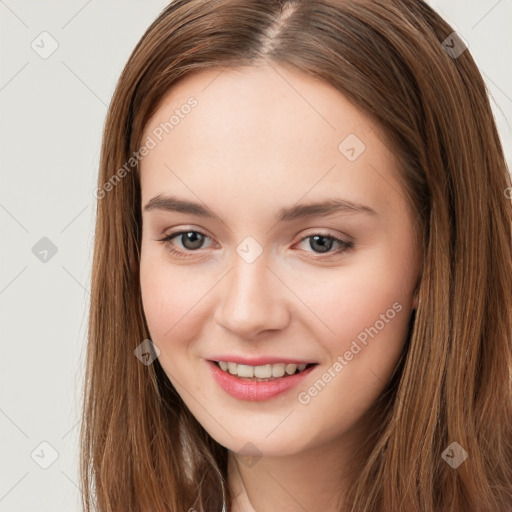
[213,252,291,339]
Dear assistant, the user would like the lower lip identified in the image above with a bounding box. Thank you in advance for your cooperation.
[207,360,316,401]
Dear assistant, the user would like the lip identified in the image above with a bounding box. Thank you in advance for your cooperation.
[208,355,317,366]
[207,360,317,401]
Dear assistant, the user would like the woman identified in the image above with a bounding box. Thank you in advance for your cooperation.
[81,1,512,511]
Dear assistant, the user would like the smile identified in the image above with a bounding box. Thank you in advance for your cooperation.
[215,361,314,380]
[207,360,318,401]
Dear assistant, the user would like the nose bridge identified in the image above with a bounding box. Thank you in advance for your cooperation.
[214,245,289,337]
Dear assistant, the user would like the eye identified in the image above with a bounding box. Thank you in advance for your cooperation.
[158,230,213,258]
[295,233,353,258]
[157,230,354,260]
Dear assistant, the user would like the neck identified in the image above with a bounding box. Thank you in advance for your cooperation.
[226,428,367,512]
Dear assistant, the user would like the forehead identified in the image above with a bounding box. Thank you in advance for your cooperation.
[141,62,377,156]
[139,63,404,222]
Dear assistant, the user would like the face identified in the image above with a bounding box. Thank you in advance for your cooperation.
[139,63,421,457]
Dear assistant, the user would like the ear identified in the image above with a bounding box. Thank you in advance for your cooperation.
[412,293,419,310]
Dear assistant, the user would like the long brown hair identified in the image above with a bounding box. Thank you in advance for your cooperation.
[81,1,512,510]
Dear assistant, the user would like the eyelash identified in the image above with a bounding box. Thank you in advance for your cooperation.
[158,230,354,260]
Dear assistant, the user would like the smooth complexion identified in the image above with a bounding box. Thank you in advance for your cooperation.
[139,62,421,511]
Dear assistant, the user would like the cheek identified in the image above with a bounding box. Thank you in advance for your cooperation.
[290,265,412,444]
[139,253,203,353]
[290,247,414,374]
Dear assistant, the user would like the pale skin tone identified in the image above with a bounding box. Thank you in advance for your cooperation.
[139,62,421,511]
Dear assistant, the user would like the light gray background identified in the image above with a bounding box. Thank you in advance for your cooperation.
[0,1,510,511]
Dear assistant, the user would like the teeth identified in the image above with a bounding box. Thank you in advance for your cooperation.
[254,364,272,378]
[285,364,297,375]
[272,363,285,377]
[216,361,311,379]
[237,364,254,378]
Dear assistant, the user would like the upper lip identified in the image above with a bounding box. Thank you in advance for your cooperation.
[208,355,318,366]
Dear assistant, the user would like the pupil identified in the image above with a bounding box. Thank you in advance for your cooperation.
[183,231,204,250]
[310,235,333,253]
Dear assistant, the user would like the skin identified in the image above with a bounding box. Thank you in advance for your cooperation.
[139,62,421,511]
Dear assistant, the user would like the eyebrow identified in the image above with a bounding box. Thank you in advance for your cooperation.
[143,194,377,221]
